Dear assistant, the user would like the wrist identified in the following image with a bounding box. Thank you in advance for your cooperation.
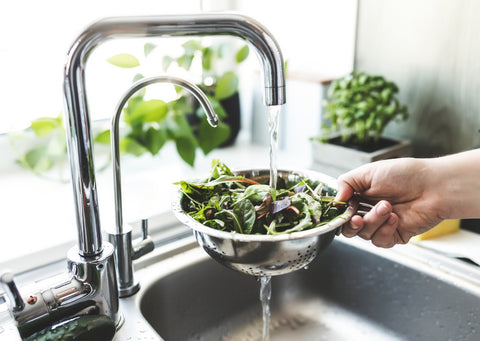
[428,150,480,219]
[422,156,452,220]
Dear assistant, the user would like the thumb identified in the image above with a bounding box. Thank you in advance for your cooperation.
[335,175,355,202]
[335,166,372,202]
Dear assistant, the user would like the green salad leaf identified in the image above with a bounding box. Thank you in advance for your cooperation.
[176,160,348,235]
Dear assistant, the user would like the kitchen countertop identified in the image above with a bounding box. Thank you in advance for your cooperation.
[411,229,480,266]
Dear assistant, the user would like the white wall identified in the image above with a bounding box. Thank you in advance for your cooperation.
[355,0,480,156]
[234,0,357,80]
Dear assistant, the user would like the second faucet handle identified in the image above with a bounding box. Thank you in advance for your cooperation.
[132,219,154,260]
[141,219,148,239]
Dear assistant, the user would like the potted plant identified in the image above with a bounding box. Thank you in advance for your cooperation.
[311,71,412,173]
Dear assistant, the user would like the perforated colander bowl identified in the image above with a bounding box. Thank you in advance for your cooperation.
[172,169,358,276]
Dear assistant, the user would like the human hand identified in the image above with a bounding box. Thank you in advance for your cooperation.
[335,157,445,248]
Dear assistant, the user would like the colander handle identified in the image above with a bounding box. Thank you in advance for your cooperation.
[356,202,374,217]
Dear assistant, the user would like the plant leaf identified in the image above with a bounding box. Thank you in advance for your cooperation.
[120,137,148,156]
[182,40,202,54]
[30,117,61,137]
[94,129,110,145]
[198,120,230,155]
[202,47,214,71]
[144,43,157,57]
[23,146,53,172]
[166,113,195,139]
[125,99,167,125]
[177,54,194,70]
[132,73,144,83]
[175,136,197,166]
[145,126,167,155]
[235,45,249,63]
[214,71,238,100]
[233,199,256,234]
[171,96,194,114]
[162,55,174,72]
[142,100,168,122]
[107,53,140,68]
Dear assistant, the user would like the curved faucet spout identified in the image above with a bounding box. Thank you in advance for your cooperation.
[63,13,286,258]
[111,76,218,235]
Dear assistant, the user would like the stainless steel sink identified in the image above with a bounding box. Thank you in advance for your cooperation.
[136,234,480,341]
[3,213,480,340]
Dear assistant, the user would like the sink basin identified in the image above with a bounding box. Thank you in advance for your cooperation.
[138,236,480,340]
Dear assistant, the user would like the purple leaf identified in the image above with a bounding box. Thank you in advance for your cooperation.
[293,185,306,193]
[272,197,292,214]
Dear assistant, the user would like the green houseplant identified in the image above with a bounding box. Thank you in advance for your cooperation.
[10,39,250,176]
[311,71,411,173]
[100,39,249,166]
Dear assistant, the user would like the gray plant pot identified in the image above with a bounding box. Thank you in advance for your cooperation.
[311,137,412,177]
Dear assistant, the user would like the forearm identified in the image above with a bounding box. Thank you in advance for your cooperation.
[427,149,480,219]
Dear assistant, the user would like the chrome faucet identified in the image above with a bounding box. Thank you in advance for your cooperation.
[1,13,285,338]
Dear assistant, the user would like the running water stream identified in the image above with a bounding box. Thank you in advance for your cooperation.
[268,105,281,190]
[259,105,282,341]
[260,276,272,341]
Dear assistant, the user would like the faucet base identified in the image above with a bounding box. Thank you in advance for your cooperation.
[107,228,141,298]
[1,243,120,339]
[67,243,120,323]
[118,282,140,298]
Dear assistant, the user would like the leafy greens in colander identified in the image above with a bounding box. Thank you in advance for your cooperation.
[176,160,347,235]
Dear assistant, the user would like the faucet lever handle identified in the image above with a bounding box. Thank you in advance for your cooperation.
[141,218,148,240]
[0,271,25,312]
[132,218,154,260]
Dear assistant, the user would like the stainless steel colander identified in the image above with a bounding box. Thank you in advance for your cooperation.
[172,168,359,276]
